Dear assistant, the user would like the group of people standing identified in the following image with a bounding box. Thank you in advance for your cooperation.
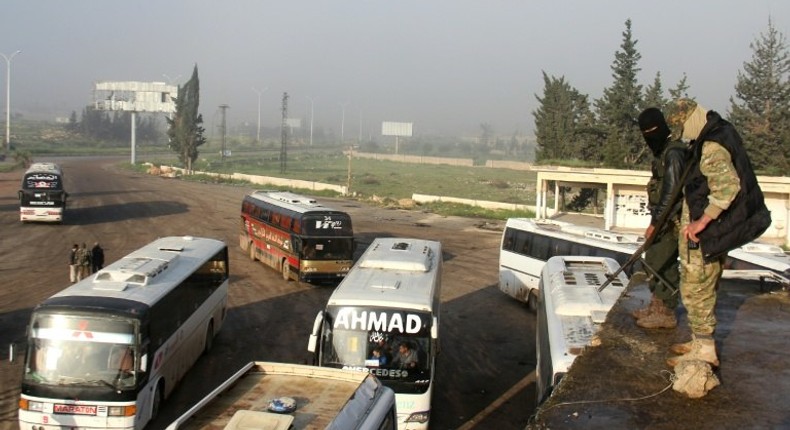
[68,242,105,283]
[634,100,771,374]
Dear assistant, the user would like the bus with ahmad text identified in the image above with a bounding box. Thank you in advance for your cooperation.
[308,237,442,429]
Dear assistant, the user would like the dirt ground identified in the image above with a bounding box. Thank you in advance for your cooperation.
[0,157,537,430]
[530,265,790,429]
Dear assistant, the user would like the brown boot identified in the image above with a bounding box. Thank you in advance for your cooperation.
[666,338,719,368]
[632,296,659,320]
[669,339,694,355]
[636,301,677,329]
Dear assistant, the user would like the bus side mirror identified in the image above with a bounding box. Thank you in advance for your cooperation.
[17,190,22,200]
[431,317,439,339]
[8,343,15,363]
[307,311,324,354]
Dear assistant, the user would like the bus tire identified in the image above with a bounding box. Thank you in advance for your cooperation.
[151,381,164,422]
[249,243,256,261]
[281,259,291,282]
[527,289,539,312]
[204,321,214,354]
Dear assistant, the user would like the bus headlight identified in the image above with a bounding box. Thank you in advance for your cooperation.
[19,399,44,412]
[405,411,430,423]
[108,405,136,417]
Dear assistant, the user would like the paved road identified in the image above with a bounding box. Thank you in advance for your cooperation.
[0,157,536,430]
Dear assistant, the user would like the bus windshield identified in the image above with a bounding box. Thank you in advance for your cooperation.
[24,314,139,390]
[320,306,432,394]
[300,237,354,260]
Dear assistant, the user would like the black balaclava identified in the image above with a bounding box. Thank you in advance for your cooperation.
[638,107,671,156]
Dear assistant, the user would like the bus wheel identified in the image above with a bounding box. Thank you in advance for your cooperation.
[204,321,215,354]
[281,260,291,281]
[249,244,256,261]
[527,289,539,312]
[151,381,164,421]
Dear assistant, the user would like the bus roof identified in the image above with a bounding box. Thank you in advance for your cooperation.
[24,162,63,176]
[247,190,345,215]
[327,237,442,311]
[46,236,226,307]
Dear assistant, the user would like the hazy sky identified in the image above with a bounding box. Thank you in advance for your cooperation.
[2,1,789,138]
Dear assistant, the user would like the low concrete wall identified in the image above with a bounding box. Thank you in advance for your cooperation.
[412,193,544,214]
[162,166,347,194]
[351,152,474,167]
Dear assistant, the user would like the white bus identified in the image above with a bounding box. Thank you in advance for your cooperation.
[535,256,628,405]
[18,162,68,222]
[499,218,642,310]
[307,237,442,429]
[499,218,790,310]
[18,236,229,430]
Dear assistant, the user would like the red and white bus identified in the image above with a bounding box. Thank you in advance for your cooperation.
[240,190,355,284]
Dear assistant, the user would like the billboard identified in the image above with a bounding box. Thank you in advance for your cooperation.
[94,81,177,113]
[382,121,413,137]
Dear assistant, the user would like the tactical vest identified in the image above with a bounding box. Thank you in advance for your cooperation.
[684,111,771,261]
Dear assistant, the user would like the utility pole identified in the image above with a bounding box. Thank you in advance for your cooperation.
[280,93,288,174]
[346,144,353,196]
[219,104,229,163]
[1,50,21,152]
[306,96,315,146]
[339,102,348,145]
[252,86,267,144]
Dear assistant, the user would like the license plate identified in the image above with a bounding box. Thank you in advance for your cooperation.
[54,404,97,415]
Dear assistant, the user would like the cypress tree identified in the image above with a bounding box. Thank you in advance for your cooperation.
[167,65,206,172]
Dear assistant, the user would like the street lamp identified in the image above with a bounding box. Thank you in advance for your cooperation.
[1,50,21,152]
[305,96,315,146]
[252,87,268,144]
[339,102,348,144]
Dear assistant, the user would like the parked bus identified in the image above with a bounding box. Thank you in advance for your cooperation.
[18,162,68,222]
[308,237,442,429]
[499,218,642,310]
[498,218,789,310]
[18,236,229,430]
[240,190,354,284]
[535,255,628,405]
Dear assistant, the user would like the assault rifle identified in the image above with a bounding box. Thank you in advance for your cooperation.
[598,146,693,292]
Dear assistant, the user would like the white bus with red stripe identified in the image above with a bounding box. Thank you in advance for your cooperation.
[18,236,229,430]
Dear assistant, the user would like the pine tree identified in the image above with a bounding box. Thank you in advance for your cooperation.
[642,72,667,111]
[167,65,206,171]
[729,18,790,173]
[533,72,597,163]
[595,19,643,168]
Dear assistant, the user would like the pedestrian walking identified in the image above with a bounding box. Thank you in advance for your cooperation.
[69,243,79,283]
[76,243,91,281]
[91,242,105,273]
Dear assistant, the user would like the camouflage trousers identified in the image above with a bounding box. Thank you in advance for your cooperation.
[678,225,725,336]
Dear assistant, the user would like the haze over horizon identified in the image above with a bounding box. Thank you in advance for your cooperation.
[2,1,789,139]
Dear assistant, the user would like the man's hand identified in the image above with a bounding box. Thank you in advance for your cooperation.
[644,224,655,241]
[683,214,713,243]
